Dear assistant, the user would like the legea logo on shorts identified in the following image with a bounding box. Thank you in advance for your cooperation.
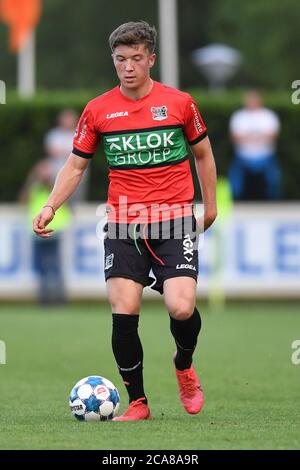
[176,264,196,271]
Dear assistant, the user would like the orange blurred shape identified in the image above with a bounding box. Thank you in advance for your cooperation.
[0,0,41,52]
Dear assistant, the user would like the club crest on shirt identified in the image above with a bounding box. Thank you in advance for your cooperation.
[151,106,168,121]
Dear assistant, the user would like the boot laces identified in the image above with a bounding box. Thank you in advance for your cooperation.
[181,371,199,398]
[124,398,146,414]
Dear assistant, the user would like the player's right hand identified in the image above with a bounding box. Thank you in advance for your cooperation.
[33,207,55,238]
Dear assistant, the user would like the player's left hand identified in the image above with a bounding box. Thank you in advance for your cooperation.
[196,210,217,233]
[33,207,55,238]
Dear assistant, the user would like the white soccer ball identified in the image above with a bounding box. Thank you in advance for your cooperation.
[69,375,120,421]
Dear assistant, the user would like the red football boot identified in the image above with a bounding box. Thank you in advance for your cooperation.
[174,357,204,414]
[113,397,151,422]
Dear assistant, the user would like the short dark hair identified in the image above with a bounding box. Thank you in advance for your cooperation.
[109,21,157,54]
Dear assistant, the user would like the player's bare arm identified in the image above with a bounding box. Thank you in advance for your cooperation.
[192,136,217,231]
[33,153,89,238]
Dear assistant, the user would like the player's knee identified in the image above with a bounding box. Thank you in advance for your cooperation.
[169,301,194,321]
[107,279,142,314]
[109,291,141,314]
[110,300,140,315]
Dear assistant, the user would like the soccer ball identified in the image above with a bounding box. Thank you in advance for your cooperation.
[69,375,120,421]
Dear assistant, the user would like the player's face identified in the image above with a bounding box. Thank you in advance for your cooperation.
[112,44,156,90]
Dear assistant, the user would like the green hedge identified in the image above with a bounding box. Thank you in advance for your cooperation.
[0,90,299,201]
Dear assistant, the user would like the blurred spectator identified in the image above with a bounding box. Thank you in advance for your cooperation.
[44,108,89,203]
[20,159,71,305]
[229,91,281,200]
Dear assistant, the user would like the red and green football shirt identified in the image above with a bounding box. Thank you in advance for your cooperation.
[73,81,207,223]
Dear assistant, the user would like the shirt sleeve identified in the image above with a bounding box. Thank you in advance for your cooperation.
[183,95,208,145]
[72,103,99,158]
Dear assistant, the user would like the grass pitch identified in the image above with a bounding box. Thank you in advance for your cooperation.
[0,301,300,450]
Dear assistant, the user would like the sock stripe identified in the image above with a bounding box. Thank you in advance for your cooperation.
[117,361,142,372]
[175,340,196,352]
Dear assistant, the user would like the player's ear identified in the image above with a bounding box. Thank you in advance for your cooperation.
[149,53,156,68]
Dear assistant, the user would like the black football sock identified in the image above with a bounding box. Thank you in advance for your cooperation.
[112,313,147,404]
[170,307,202,371]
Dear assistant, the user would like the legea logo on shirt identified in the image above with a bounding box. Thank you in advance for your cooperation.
[151,106,168,121]
[106,111,129,119]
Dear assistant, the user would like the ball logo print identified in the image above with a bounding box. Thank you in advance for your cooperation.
[69,375,120,421]
[94,385,110,400]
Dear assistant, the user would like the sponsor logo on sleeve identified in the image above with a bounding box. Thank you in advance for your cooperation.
[76,118,87,144]
[191,103,203,134]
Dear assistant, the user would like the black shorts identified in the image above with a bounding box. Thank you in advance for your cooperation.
[103,216,199,294]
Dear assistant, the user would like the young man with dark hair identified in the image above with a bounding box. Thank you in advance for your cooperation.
[33,21,217,421]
